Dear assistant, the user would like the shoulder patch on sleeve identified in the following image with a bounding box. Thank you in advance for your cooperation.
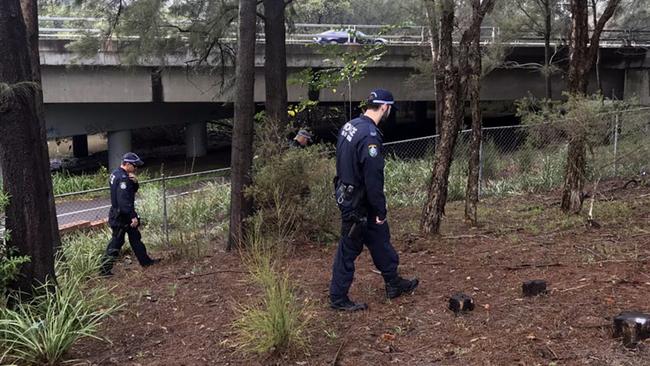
[120,181,127,190]
[368,144,378,158]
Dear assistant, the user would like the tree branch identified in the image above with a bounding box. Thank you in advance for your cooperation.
[587,0,621,62]
[515,0,543,31]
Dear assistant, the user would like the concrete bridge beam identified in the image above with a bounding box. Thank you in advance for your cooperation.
[108,129,132,171]
[185,121,208,158]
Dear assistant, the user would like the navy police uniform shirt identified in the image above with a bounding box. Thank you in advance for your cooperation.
[108,167,139,226]
[336,115,387,221]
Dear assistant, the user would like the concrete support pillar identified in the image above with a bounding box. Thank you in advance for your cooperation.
[108,130,132,171]
[185,121,208,158]
[72,134,89,158]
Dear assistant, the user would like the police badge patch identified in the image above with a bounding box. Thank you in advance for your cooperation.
[120,181,127,189]
[368,144,378,158]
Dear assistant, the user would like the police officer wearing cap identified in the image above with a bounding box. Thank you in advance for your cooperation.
[100,152,159,276]
[290,129,313,148]
[329,89,419,311]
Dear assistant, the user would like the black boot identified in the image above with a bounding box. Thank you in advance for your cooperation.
[142,258,161,267]
[386,277,419,299]
[330,297,368,311]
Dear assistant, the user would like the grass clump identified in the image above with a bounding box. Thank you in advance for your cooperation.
[0,275,117,365]
[232,220,312,356]
[0,230,120,365]
[51,167,109,195]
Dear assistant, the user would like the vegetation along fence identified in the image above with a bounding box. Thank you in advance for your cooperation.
[1,108,648,247]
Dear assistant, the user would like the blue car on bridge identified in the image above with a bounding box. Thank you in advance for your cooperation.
[314,30,387,45]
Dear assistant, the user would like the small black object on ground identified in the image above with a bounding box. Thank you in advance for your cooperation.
[613,311,650,348]
[449,293,474,314]
[522,280,547,297]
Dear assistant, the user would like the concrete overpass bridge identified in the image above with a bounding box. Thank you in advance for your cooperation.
[37,18,650,169]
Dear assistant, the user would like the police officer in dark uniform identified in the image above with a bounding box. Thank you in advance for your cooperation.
[330,89,419,311]
[100,152,159,276]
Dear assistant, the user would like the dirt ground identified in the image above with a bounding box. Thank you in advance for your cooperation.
[70,180,650,365]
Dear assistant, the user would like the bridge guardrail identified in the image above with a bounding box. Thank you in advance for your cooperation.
[37,16,650,47]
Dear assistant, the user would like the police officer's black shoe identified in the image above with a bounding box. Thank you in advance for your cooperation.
[330,297,368,311]
[386,277,419,299]
[142,258,161,267]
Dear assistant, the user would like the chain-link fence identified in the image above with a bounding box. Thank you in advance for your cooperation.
[1,107,649,244]
[383,107,650,204]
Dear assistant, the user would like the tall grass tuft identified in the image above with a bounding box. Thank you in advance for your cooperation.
[232,221,312,355]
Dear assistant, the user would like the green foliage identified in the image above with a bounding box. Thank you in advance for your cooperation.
[0,274,118,365]
[51,166,109,195]
[55,230,109,281]
[384,159,430,207]
[292,36,387,95]
[65,0,238,71]
[1,189,29,305]
[247,143,338,244]
[0,254,30,305]
[0,229,119,365]
[289,0,423,25]
[137,181,230,258]
[233,223,311,355]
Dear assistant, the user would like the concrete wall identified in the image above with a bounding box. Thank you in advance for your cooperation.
[42,66,152,103]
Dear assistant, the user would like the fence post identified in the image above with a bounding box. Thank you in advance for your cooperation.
[162,173,169,246]
[614,113,619,176]
[478,135,484,197]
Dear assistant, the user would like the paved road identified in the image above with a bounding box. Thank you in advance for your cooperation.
[55,196,111,227]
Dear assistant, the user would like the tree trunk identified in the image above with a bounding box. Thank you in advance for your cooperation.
[591,0,602,95]
[0,0,56,293]
[263,0,288,126]
[228,0,257,250]
[20,0,61,251]
[464,1,483,226]
[543,0,552,100]
[420,0,459,236]
[420,0,495,236]
[424,0,443,135]
[562,0,620,213]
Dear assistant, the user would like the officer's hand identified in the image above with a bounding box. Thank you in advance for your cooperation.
[128,173,138,183]
[375,216,386,225]
[131,217,139,228]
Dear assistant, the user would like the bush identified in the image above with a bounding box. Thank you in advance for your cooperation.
[247,143,338,244]
[0,188,30,305]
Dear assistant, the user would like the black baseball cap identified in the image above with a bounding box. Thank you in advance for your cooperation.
[367,89,397,109]
[122,152,144,167]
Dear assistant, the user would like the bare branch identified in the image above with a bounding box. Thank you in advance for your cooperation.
[587,0,622,62]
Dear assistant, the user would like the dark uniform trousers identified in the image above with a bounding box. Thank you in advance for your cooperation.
[104,224,152,268]
[330,217,399,301]
[101,166,154,274]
